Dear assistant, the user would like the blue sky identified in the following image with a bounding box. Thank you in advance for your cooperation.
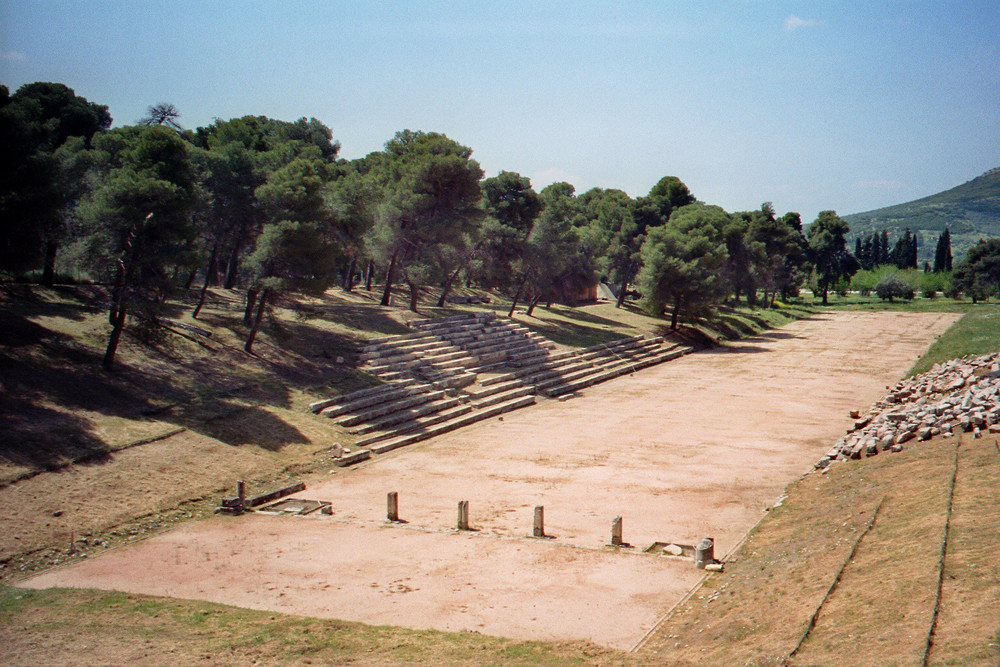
[2,1,998,223]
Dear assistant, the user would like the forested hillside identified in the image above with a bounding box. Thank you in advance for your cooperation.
[844,167,1000,263]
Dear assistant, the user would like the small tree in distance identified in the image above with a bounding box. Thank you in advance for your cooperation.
[874,273,914,303]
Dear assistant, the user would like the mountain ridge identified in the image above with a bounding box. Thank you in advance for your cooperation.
[843,167,1000,263]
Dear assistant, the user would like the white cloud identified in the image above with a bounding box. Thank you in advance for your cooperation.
[0,51,26,61]
[783,15,822,31]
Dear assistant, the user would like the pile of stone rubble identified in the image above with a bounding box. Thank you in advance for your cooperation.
[816,352,1000,469]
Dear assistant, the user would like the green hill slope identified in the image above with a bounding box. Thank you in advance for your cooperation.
[844,167,1000,263]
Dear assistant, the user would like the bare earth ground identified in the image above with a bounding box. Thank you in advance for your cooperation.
[19,311,958,650]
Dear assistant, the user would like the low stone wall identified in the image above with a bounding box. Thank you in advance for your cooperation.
[817,352,1000,468]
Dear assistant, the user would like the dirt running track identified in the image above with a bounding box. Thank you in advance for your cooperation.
[21,311,959,649]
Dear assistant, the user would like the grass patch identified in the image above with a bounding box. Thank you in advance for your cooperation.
[0,586,634,666]
[907,304,1000,375]
[636,435,1000,665]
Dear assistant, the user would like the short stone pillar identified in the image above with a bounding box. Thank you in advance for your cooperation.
[610,516,623,546]
[387,492,399,522]
[457,500,470,530]
[533,506,545,537]
[237,480,246,514]
[695,537,715,569]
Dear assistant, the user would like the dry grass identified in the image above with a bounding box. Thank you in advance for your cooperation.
[0,586,638,667]
[635,435,1000,666]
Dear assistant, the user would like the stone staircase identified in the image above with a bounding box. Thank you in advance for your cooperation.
[310,312,694,465]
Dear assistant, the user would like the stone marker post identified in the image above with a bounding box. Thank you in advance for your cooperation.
[695,537,714,569]
[387,492,399,522]
[237,480,246,514]
[533,506,545,537]
[611,516,623,546]
[457,500,469,530]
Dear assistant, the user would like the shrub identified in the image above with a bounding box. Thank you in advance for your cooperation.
[874,274,914,302]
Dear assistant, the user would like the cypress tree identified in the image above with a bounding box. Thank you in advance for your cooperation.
[934,228,953,272]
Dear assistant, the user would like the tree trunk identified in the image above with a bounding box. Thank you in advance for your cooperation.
[183,267,197,290]
[616,264,633,309]
[103,261,135,370]
[615,279,628,308]
[436,264,463,307]
[244,288,258,325]
[223,238,243,289]
[206,249,219,287]
[670,294,682,330]
[821,284,829,306]
[42,240,57,286]
[407,279,420,312]
[103,302,126,370]
[380,252,398,306]
[507,274,528,317]
[365,259,374,291]
[526,293,542,317]
[343,256,356,292]
[244,287,269,353]
[192,243,219,319]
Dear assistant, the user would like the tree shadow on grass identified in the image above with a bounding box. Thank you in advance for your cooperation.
[539,305,625,328]
[0,306,315,478]
[517,318,625,348]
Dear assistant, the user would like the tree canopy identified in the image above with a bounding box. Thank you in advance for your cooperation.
[807,210,859,305]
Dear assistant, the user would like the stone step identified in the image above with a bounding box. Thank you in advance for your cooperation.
[361,342,452,365]
[544,346,693,397]
[545,367,623,397]
[436,321,512,341]
[452,325,534,344]
[350,395,467,434]
[360,331,438,354]
[334,448,372,467]
[427,371,478,390]
[465,379,527,400]
[508,348,577,369]
[410,313,493,334]
[592,341,667,369]
[459,336,543,358]
[578,336,652,361]
[334,390,446,426]
[355,404,475,447]
[505,346,557,365]
[471,385,535,409]
[369,395,536,455]
[318,382,432,418]
[420,354,478,370]
[478,372,519,387]
[516,358,596,385]
[370,369,413,382]
[359,338,448,361]
[420,348,475,364]
[309,377,417,413]
[534,364,603,390]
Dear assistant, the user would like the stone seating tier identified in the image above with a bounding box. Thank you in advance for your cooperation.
[316,312,695,465]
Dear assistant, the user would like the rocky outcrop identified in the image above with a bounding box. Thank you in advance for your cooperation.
[816,352,1000,469]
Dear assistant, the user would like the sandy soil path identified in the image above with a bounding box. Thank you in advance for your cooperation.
[21,311,959,649]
